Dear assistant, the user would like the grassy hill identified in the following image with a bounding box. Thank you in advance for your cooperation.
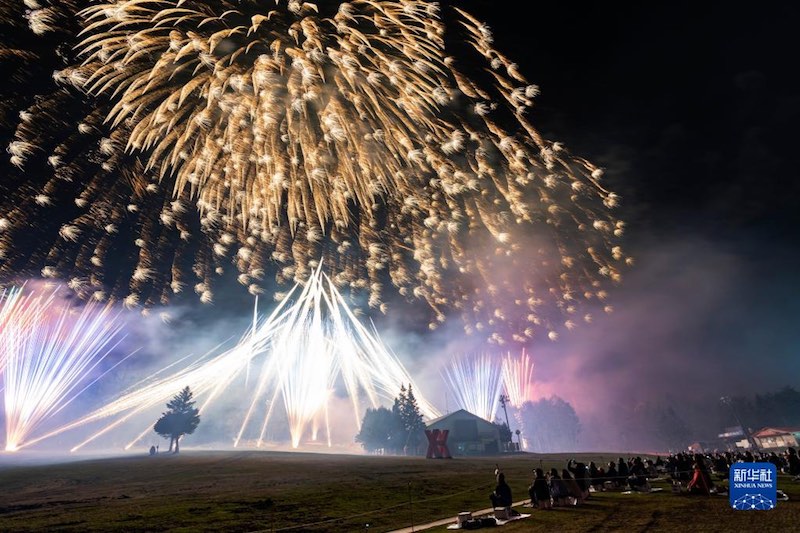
[0,450,798,532]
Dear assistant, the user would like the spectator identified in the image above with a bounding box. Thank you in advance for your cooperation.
[627,457,649,491]
[606,461,620,488]
[548,468,569,506]
[687,455,714,495]
[562,469,584,505]
[617,457,629,479]
[528,468,551,509]
[785,447,800,477]
[568,459,591,499]
[490,472,513,509]
[588,461,603,490]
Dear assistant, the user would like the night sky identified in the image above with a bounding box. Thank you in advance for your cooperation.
[2,1,800,449]
[452,0,800,440]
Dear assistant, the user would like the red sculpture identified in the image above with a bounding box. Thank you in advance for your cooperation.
[425,429,452,459]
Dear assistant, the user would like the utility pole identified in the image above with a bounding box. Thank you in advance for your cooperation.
[499,394,511,451]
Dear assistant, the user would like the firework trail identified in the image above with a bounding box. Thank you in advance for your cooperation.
[0,1,630,344]
[442,353,504,422]
[500,349,535,449]
[501,349,535,408]
[30,263,438,451]
[0,284,130,451]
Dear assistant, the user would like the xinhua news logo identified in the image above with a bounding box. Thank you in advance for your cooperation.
[729,462,777,510]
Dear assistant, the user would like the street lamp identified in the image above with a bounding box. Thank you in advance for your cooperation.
[515,429,522,452]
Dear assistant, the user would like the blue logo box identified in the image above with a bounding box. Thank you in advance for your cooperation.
[729,462,777,510]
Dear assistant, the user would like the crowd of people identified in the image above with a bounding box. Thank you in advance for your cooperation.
[488,446,800,511]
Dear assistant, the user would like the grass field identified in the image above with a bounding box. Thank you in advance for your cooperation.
[0,450,798,532]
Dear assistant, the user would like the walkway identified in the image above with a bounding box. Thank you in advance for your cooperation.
[386,499,530,533]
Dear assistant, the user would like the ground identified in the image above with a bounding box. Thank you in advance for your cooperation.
[0,450,798,532]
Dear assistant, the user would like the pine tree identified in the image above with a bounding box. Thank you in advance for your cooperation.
[153,386,201,453]
[393,383,425,454]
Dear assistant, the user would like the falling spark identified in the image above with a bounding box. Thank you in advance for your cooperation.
[0,1,628,344]
[1,284,130,451]
[32,264,439,451]
[501,349,535,408]
[442,353,504,422]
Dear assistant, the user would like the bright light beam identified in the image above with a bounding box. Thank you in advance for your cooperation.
[1,285,129,451]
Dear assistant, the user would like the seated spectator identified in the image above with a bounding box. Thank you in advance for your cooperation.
[595,466,607,490]
[588,461,603,490]
[528,468,551,509]
[644,459,658,478]
[548,468,569,506]
[627,457,649,491]
[711,454,730,478]
[568,459,591,500]
[562,469,584,505]
[490,472,513,509]
[785,447,800,477]
[687,456,714,495]
[605,461,620,488]
[617,457,629,480]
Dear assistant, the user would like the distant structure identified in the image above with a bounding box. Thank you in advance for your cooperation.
[752,427,800,450]
[426,409,501,456]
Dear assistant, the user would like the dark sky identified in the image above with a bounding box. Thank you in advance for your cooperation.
[466,0,800,238]
[422,0,800,439]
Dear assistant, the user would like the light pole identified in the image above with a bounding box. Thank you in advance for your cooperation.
[515,429,522,452]
[499,394,511,451]
[720,396,759,452]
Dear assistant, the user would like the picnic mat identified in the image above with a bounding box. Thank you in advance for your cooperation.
[446,513,531,529]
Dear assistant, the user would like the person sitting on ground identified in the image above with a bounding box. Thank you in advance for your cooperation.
[589,461,602,490]
[627,456,650,491]
[595,466,607,490]
[785,447,800,478]
[528,468,552,509]
[712,454,730,478]
[617,457,629,480]
[490,471,513,510]
[644,459,658,478]
[568,459,591,499]
[548,468,569,506]
[562,469,584,505]
[686,456,714,495]
[605,461,619,488]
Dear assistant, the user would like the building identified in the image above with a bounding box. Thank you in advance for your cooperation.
[426,409,502,456]
[752,427,800,450]
[717,426,750,450]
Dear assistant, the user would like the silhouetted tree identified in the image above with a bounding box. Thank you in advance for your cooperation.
[355,407,402,454]
[520,396,581,452]
[399,384,426,453]
[154,386,200,453]
[357,384,426,455]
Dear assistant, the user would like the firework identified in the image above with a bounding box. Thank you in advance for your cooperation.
[442,353,504,422]
[1,284,129,451]
[0,286,31,375]
[0,1,629,344]
[31,263,438,451]
[501,349,535,408]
